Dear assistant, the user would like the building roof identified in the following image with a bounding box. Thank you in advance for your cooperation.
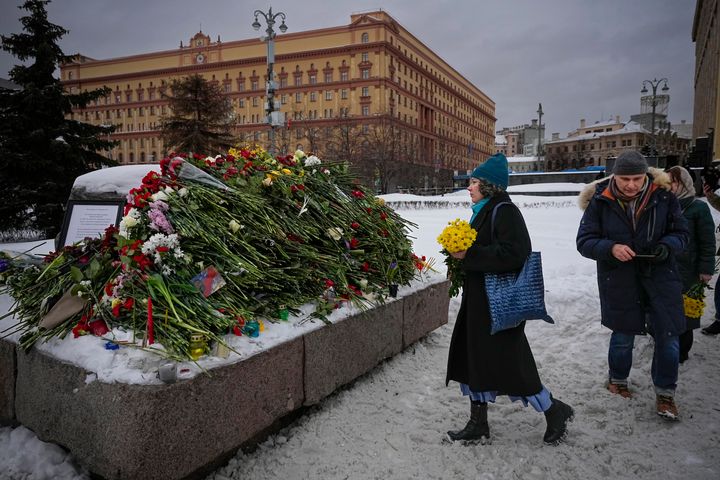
[582,118,622,129]
[546,121,649,144]
[495,134,506,145]
[507,156,537,163]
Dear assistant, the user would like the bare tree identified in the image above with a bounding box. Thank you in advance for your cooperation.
[324,110,365,162]
[289,107,324,156]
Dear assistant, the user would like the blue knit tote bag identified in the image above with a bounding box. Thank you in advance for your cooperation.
[485,203,554,334]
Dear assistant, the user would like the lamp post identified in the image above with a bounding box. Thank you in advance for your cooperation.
[536,103,544,171]
[641,78,669,156]
[252,7,288,157]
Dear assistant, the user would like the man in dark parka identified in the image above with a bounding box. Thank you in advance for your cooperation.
[576,150,689,420]
[446,153,573,445]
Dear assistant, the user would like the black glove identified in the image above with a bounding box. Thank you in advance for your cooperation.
[651,244,670,263]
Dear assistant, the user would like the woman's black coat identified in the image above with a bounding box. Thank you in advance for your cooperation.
[676,197,716,330]
[445,191,543,396]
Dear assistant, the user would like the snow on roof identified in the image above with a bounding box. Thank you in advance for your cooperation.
[545,121,649,144]
[72,164,160,196]
[495,134,507,145]
[507,156,537,163]
[584,118,621,129]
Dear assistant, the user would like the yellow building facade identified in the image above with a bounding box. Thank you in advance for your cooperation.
[61,11,495,191]
[692,0,720,161]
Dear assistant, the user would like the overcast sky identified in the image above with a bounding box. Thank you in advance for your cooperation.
[0,0,696,138]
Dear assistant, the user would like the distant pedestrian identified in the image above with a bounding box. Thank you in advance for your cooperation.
[446,153,573,445]
[577,151,689,420]
[666,166,715,361]
[700,179,720,336]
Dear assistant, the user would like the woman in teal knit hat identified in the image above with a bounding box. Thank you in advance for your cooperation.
[445,153,574,445]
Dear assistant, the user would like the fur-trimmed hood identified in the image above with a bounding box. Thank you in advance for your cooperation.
[577,167,671,210]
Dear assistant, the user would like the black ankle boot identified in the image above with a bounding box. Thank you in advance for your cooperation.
[447,401,490,443]
[543,398,574,444]
[701,320,720,335]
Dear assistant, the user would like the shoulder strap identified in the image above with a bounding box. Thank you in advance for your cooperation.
[490,201,515,239]
[680,198,697,215]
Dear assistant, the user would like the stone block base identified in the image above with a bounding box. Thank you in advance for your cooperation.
[2,280,449,479]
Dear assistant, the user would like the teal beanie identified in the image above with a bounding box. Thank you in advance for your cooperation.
[471,153,509,189]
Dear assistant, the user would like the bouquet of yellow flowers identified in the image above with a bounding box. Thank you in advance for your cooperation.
[437,219,477,297]
[437,219,477,253]
[683,282,707,320]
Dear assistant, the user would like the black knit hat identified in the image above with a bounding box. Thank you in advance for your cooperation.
[613,151,648,175]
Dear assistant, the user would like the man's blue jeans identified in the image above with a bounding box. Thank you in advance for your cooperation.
[608,331,679,396]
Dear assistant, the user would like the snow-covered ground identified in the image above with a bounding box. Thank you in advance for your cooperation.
[2,189,720,480]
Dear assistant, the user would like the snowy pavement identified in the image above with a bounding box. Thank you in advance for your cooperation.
[2,193,720,479]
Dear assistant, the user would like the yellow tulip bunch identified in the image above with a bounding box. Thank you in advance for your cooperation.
[437,219,477,253]
[683,294,705,320]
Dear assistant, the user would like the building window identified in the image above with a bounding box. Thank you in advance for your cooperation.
[239,99,245,107]
[294,76,302,86]
[252,97,259,107]
[281,94,287,104]
[361,87,369,97]
[361,32,369,43]
[251,80,259,90]
[362,105,369,116]
[295,92,302,102]
[224,84,231,93]
[115,94,121,104]
[126,93,132,102]
[341,89,348,99]
[280,78,288,88]
[324,72,332,83]
[325,91,332,101]
[310,92,317,102]
[137,91,144,101]
[309,74,317,85]
[361,69,370,79]
[129,152,135,163]
[340,71,348,82]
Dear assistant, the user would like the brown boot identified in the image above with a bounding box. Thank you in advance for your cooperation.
[608,382,632,399]
[656,395,679,420]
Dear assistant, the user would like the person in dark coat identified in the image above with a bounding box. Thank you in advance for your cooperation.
[445,153,573,445]
[666,166,715,362]
[700,180,720,336]
[576,151,689,420]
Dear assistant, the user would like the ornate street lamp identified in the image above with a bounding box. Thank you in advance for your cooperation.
[252,7,288,156]
[536,103,544,171]
[640,78,669,156]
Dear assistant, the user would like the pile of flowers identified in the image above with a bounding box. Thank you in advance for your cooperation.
[1,148,427,361]
[437,219,478,297]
